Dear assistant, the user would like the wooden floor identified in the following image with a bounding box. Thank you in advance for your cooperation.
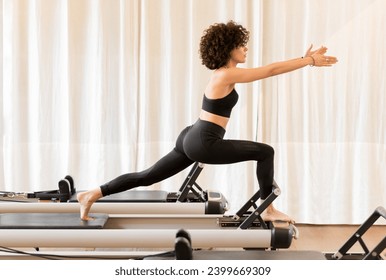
[288,224,385,258]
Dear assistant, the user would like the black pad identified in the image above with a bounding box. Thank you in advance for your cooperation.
[70,190,168,203]
[0,213,108,229]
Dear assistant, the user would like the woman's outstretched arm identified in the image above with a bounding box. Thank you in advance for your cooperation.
[222,45,338,84]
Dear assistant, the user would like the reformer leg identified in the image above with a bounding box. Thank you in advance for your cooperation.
[332,206,386,260]
[236,181,281,230]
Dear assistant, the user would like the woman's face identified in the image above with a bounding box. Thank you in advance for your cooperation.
[230,45,248,65]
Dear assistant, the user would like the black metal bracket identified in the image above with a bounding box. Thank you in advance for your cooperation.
[176,162,206,202]
[332,206,386,260]
[234,181,281,230]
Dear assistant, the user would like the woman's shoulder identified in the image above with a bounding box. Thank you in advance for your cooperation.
[211,68,236,86]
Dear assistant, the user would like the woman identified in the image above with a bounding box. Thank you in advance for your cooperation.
[77,21,337,221]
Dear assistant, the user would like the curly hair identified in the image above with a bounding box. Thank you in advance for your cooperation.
[199,21,250,70]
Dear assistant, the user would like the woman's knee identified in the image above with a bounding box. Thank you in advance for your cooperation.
[258,143,275,160]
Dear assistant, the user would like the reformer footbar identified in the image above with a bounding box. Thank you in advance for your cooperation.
[217,180,291,231]
[234,181,281,230]
[219,180,300,243]
[174,162,206,202]
[328,206,386,260]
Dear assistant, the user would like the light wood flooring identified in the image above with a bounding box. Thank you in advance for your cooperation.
[288,224,385,258]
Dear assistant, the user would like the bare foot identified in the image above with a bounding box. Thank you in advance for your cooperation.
[77,188,102,221]
[261,204,295,224]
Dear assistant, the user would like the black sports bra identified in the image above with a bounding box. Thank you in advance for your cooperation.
[202,89,239,118]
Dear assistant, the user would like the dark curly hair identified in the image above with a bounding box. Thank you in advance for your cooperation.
[199,21,249,70]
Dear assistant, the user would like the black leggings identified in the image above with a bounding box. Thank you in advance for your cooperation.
[100,119,275,199]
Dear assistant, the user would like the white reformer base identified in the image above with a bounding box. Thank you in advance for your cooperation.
[0,212,295,251]
[0,228,272,249]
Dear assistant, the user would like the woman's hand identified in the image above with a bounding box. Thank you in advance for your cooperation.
[304,44,327,57]
[305,44,338,67]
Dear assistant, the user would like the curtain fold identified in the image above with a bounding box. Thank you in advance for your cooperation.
[1,0,385,223]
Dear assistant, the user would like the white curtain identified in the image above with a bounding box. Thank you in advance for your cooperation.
[1,0,385,224]
[259,0,386,223]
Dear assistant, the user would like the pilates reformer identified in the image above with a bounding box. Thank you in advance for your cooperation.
[158,206,386,260]
[0,162,228,215]
[0,182,299,259]
[1,185,383,260]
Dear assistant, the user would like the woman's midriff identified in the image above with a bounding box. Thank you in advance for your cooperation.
[199,110,229,129]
